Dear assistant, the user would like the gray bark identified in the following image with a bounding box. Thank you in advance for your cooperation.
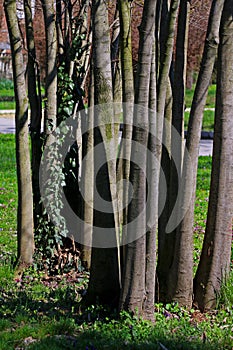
[119,0,157,320]
[194,0,233,310]
[42,0,57,145]
[4,0,34,268]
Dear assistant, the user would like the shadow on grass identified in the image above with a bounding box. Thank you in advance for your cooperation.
[0,288,232,350]
[22,330,230,350]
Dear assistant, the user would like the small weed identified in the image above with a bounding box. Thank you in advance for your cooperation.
[216,272,233,310]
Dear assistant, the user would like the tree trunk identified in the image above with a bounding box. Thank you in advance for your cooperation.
[4,0,34,268]
[80,62,94,270]
[119,0,157,319]
[163,0,192,307]
[86,0,120,307]
[155,0,180,302]
[194,0,233,311]
[24,0,42,231]
[145,39,157,320]
[166,0,224,307]
[117,0,134,245]
[41,0,57,145]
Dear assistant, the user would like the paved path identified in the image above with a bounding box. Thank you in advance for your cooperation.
[0,113,213,156]
[0,117,15,134]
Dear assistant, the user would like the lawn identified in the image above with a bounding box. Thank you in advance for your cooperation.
[0,80,216,132]
[184,84,216,131]
[185,84,216,109]
[0,79,45,110]
[0,135,233,349]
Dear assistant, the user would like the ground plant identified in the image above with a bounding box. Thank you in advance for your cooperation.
[0,134,232,349]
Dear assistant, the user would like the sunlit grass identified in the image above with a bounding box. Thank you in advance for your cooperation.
[185,84,216,109]
[0,134,232,350]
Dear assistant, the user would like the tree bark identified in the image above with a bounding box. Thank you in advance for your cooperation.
[119,0,157,319]
[24,0,42,231]
[163,0,192,307]
[117,0,134,244]
[194,0,233,311]
[145,39,157,320]
[167,0,224,307]
[155,0,180,303]
[4,0,34,268]
[86,0,120,307]
[41,0,57,145]
[80,62,94,270]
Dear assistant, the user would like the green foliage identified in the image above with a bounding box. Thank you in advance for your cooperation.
[0,78,14,90]
[35,123,82,275]
[57,64,76,123]
[34,213,64,272]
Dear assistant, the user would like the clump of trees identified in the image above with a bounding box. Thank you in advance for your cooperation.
[4,0,233,320]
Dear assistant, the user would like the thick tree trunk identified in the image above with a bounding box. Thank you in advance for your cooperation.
[119,0,157,320]
[155,0,180,302]
[86,0,120,307]
[4,0,34,267]
[163,0,192,307]
[194,0,233,311]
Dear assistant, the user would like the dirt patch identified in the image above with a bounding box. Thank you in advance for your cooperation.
[0,113,14,119]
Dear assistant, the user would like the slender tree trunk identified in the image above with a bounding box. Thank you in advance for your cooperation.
[4,0,34,268]
[56,0,64,62]
[144,39,157,320]
[24,0,42,230]
[80,63,94,270]
[157,0,180,155]
[194,0,233,310]
[119,0,157,319]
[42,0,57,144]
[164,0,224,306]
[117,0,134,245]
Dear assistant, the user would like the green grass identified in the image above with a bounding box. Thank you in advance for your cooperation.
[0,134,232,350]
[0,100,16,110]
[184,84,216,132]
[0,79,15,110]
[193,157,211,271]
[0,134,17,261]
[0,89,14,97]
[184,109,215,132]
[185,84,216,109]
[0,78,45,110]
